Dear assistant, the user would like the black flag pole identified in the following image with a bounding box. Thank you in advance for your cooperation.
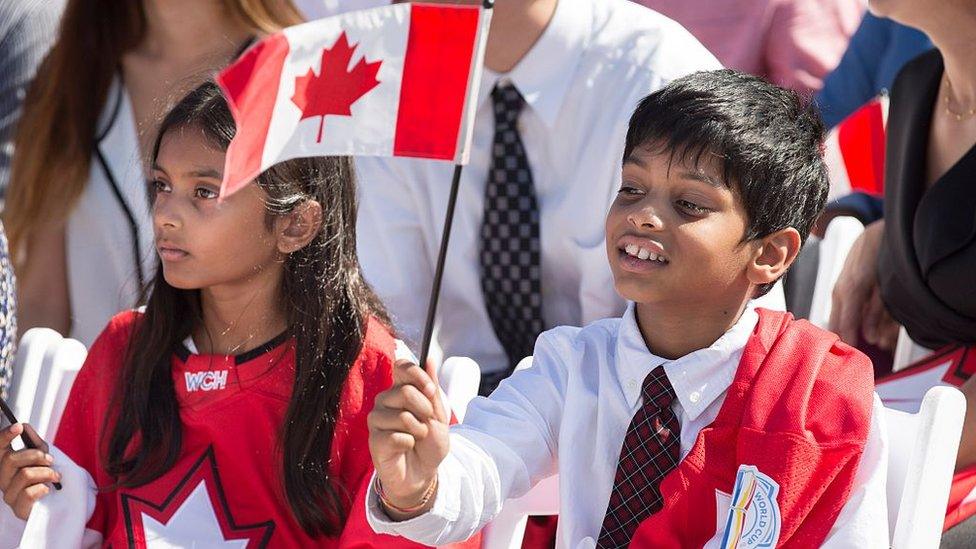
[416,0,494,370]
[418,164,464,368]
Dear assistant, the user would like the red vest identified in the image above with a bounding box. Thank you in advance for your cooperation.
[630,309,874,548]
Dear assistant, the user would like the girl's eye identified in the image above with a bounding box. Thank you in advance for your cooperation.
[194,186,219,200]
[151,179,171,193]
[676,199,709,215]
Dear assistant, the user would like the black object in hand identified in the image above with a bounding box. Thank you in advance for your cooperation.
[0,397,62,490]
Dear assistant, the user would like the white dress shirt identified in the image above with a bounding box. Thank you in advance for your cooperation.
[355,0,722,375]
[366,303,890,548]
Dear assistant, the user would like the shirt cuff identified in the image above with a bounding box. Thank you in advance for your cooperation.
[365,468,461,544]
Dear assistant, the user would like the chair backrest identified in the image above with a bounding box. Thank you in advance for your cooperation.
[438,356,481,422]
[480,355,560,549]
[7,328,86,441]
[885,386,966,548]
[808,216,865,328]
[38,338,87,440]
[892,327,933,374]
[9,328,63,422]
[753,279,787,312]
[481,474,559,549]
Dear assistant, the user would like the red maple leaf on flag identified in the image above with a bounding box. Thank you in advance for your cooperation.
[291,31,382,143]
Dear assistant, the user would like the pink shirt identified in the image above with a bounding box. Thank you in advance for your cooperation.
[635,0,865,95]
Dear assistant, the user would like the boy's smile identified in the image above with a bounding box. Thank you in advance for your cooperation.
[617,235,669,273]
[606,145,756,310]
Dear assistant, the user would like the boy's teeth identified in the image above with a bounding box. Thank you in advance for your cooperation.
[624,243,668,263]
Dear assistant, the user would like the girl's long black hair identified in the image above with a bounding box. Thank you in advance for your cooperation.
[103,80,390,537]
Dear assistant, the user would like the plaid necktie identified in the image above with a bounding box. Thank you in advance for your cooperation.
[597,367,681,548]
[479,83,543,395]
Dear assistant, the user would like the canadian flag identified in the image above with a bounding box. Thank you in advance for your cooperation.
[823,95,889,202]
[216,3,491,196]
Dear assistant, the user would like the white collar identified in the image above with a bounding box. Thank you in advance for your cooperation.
[615,302,760,421]
[476,0,592,129]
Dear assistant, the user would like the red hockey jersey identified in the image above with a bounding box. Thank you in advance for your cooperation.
[629,309,875,548]
[53,310,465,548]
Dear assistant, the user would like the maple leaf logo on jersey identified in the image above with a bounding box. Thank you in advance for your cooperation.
[291,31,382,143]
[121,447,274,547]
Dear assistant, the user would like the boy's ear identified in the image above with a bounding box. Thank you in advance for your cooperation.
[747,227,802,287]
[275,200,323,254]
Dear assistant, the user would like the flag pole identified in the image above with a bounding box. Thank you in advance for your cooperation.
[418,164,464,368]
[417,0,493,369]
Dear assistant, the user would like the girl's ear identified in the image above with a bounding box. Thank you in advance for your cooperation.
[746,227,802,286]
[275,200,323,254]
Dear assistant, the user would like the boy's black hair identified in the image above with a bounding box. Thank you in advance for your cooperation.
[624,69,828,296]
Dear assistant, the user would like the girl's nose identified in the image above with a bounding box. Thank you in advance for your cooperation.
[152,195,182,230]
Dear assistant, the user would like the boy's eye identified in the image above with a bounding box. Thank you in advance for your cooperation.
[194,186,219,200]
[151,179,171,193]
[676,199,709,214]
[617,185,644,196]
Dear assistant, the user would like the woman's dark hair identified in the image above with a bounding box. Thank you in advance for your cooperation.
[624,69,828,296]
[104,80,389,537]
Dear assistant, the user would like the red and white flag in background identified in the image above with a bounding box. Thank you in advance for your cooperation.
[823,94,889,202]
[216,3,491,197]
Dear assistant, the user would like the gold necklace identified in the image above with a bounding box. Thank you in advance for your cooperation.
[944,76,976,121]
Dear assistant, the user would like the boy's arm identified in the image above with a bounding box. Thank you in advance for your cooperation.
[367,332,569,545]
[820,393,890,547]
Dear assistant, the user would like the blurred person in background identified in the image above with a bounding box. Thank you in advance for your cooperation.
[816,11,931,128]
[632,0,863,96]
[0,0,66,397]
[829,3,976,530]
[2,0,303,347]
[0,0,65,197]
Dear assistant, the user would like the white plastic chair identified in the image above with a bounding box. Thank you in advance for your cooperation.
[885,386,966,548]
[753,279,787,312]
[36,338,86,440]
[808,216,865,328]
[8,328,86,440]
[481,475,559,549]
[892,327,933,374]
[481,356,560,549]
[9,328,63,423]
[438,356,481,422]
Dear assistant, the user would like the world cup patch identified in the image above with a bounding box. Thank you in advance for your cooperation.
[720,465,781,549]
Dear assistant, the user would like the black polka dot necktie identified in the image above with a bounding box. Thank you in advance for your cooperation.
[479,83,543,395]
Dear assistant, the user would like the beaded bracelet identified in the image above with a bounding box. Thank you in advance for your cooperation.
[375,475,438,514]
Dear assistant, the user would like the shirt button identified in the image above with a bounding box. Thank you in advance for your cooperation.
[689,391,701,404]
[629,379,639,389]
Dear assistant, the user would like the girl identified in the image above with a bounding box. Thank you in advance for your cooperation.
[0,81,460,547]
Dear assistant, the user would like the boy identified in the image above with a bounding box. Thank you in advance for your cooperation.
[365,70,888,548]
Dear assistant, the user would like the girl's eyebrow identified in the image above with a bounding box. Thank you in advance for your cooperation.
[186,168,223,179]
[151,164,222,180]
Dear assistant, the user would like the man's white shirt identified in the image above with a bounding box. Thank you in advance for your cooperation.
[355,0,722,376]
[366,303,890,547]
